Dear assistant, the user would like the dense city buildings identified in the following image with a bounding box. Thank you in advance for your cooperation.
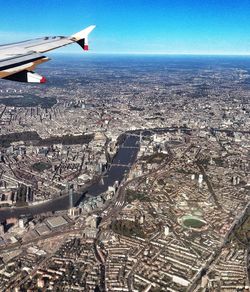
[0,55,249,291]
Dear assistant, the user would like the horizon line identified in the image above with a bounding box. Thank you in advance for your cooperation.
[50,51,250,57]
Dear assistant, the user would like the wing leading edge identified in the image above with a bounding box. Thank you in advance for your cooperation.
[0,25,96,83]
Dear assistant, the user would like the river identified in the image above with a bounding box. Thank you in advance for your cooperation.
[0,127,190,221]
[0,134,140,221]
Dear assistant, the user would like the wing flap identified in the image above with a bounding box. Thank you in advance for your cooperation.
[0,53,46,69]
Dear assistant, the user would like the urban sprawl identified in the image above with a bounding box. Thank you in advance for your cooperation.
[0,56,249,291]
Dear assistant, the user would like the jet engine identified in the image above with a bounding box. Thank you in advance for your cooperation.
[3,70,46,83]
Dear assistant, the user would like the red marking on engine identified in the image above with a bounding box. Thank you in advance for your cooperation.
[40,76,47,83]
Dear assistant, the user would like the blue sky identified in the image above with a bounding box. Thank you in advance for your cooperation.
[1,0,250,55]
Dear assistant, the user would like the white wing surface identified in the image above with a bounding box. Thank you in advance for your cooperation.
[0,25,96,83]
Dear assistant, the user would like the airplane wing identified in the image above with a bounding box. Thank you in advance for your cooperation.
[0,25,96,83]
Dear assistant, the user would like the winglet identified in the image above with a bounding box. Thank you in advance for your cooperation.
[71,25,96,41]
[71,25,96,50]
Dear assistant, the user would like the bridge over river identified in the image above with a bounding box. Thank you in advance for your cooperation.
[0,127,190,221]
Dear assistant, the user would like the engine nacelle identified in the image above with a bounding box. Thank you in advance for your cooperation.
[4,70,46,83]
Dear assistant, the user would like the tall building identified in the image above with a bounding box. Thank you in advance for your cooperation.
[69,188,74,209]
[198,174,203,187]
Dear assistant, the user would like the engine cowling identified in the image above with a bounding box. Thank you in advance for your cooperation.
[4,70,46,83]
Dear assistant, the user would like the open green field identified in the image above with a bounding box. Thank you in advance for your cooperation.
[32,162,52,172]
[111,220,145,238]
[182,215,206,229]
